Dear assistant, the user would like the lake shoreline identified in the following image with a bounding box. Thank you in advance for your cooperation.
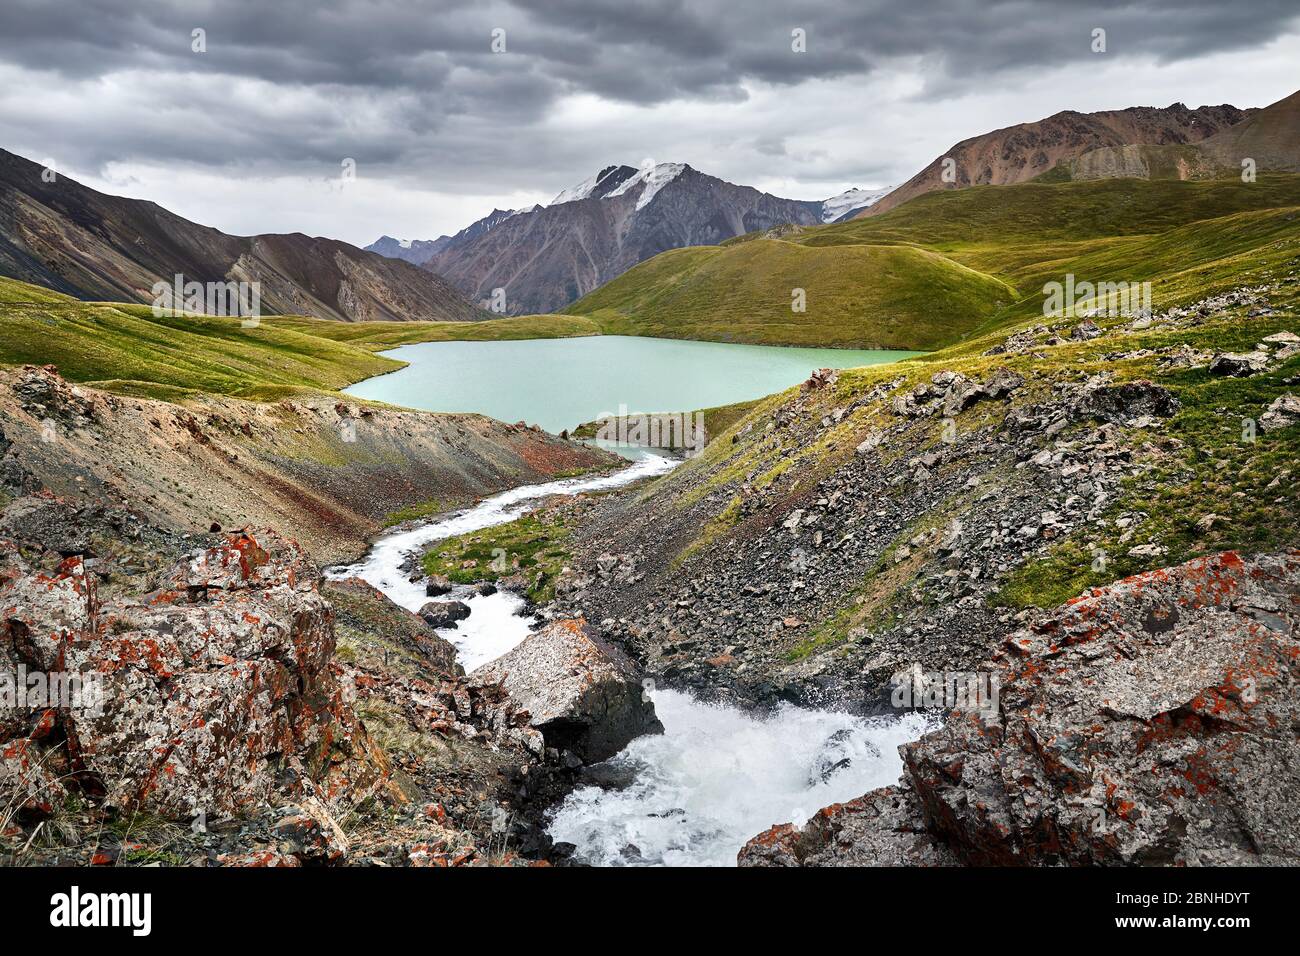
[344,334,923,435]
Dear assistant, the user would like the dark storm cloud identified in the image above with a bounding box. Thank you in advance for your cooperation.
[6,0,1297,106]
[0,0,1296,235]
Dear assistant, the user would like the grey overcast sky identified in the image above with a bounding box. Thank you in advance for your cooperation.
[1,0,1297,246]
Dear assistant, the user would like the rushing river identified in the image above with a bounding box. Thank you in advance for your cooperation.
[327,453,678,668]
[331,398,928,865]
[549,690,935,867]
[343,335,920,435]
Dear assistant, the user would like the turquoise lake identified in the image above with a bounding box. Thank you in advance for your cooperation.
[344,335,921,435]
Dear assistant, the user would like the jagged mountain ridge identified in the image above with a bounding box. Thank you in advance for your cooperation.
[370,164,888,315]
[0,148,484,323]
[858,101,1255,217]
[367,205,539,267]
[1053,89,1300,183]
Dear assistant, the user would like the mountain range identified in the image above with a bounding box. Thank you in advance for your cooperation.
[858,101,1254,216]
[367,165,889,315]
[0,149,483,323]
[2,91,1295,328]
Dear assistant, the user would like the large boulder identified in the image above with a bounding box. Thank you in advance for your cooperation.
[424,575,453,597]
[1209,351,1269,377]
[741,550,1300,866]
[740,784,959,867]
[418,600,471,629]
[469,618,663,763]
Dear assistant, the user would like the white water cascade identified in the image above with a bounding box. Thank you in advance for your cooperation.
[548,690,936,866]
[330,454,932,865]
[327,454,677,668]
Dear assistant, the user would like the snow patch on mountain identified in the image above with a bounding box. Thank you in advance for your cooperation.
[550,172,605,206]
[607,163,688,210]
[819,187,892,223]
[549,166,635,206]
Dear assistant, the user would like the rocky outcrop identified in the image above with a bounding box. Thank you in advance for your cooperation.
[739,784,959,867]
[1210,351,1270,377]
[0,507,389,821]
[0,497,560,865]
[889,366,1024,418]
[742,550,1300,866]
[1261,394,1300,433]
[469,618,663,763]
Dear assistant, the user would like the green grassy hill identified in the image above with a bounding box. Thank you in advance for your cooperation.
[571,239,1014,349]
[0,277,599,401]
[565,174,1300,349]
[0,278,402,401]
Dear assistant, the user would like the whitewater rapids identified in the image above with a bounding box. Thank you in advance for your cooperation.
[548,690,935,866]
[327,454,677,666]
[329,453,932,865]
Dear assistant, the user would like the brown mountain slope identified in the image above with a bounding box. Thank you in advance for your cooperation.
[0,365,612,564]
[859,102,1252,217]
[1199,88,1300,172]
[1055,88,1300,183]
[424,165,825,315]
[0,148,483,323]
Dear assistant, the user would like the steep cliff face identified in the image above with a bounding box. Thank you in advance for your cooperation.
[860,102,1252,216]
[0,148,483,323]
[421,165,826,314]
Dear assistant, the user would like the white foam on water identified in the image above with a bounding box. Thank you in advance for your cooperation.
[547,689,937,867]
[327,454,678,661]
[437,585,534,672]
[329,453,931,867]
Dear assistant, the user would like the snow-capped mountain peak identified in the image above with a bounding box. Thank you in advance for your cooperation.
[606,162,688,210]
[819,186,892,223]
[549,165,639,206]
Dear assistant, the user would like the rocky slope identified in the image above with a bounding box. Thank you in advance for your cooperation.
[0,148,483,323]
[416,165,832,315]
[740,549,1300,866]
[0,365,613,565]
[507,267,1297,718]
[1057,89,1300,184]
[860,101,1253,217]
[0,494,600,866]
[1199,88,1300,172]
